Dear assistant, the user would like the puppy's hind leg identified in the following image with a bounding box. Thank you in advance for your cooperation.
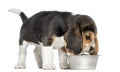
[34,44,42,68]
[15,41,28,69]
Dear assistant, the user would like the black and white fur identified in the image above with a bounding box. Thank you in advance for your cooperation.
[9,9,73,69]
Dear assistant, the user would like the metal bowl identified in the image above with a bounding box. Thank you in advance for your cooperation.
[67,55,99,70]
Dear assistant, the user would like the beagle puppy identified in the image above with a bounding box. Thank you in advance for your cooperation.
[9,9,98,70]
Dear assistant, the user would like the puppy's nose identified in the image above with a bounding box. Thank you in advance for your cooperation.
[89,46,94,51]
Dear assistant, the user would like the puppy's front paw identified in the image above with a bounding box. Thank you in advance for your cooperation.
[60,63,69,69]
[43,64,56,70]
[15,63,26,69]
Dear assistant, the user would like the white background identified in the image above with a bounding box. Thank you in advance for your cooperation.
[0,0,120,72]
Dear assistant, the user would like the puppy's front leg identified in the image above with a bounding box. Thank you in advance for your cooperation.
[41,44,56,70]
[58,47,69,69]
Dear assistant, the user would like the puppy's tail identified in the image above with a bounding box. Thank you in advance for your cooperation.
[8,8,28,23]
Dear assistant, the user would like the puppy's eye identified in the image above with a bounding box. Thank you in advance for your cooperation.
[86,36,90,40]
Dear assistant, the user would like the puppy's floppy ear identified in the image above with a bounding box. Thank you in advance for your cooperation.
[64,24,83,54]
[90,34,98,55]
[94,35,98,54]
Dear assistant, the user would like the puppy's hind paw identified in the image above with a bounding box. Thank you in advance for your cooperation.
[15,63,26,69]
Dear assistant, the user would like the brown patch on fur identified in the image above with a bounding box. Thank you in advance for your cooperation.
[82,31,98,55]
[51,35,56,42]
[82,31,94,49]
[61,46,67,53]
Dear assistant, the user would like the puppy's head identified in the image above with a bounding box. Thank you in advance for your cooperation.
[64,15,98,55]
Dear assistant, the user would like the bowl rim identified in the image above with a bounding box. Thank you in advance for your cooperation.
[66,55,102,57]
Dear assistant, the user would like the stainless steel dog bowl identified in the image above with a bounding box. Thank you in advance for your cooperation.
[68,55,99,70]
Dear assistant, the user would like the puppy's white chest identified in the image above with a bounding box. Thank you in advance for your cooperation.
[53,36,65,49]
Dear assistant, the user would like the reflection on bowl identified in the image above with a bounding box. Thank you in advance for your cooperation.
[67,55,100,70]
